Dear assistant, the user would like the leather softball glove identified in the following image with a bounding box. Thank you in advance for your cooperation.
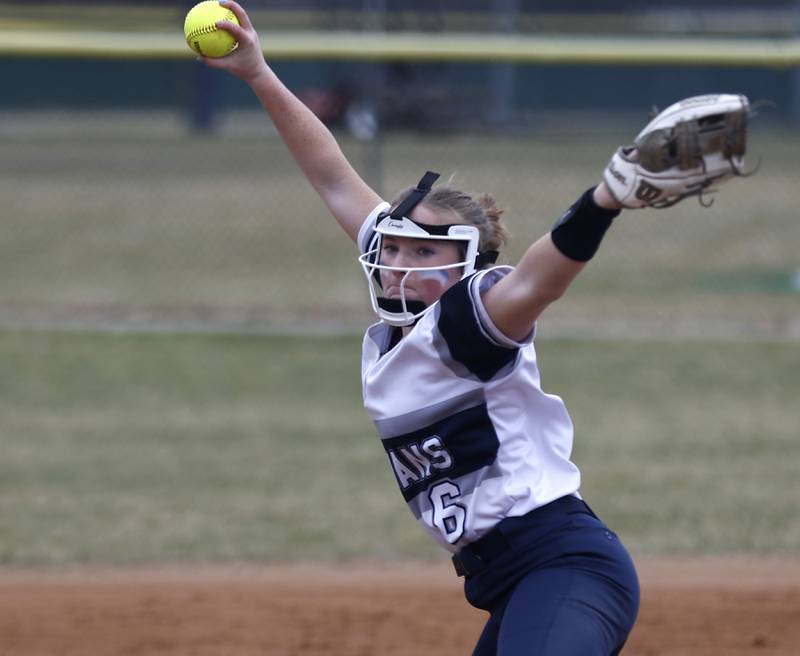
[603,94,754,209]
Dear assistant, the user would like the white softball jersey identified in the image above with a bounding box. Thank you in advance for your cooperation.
[357,204,582,554]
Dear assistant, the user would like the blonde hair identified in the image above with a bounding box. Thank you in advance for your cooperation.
[389,183,511,265]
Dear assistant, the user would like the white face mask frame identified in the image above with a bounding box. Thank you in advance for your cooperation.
[358,215,481,326]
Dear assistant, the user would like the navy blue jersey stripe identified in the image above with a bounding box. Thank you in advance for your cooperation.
[373,388,485,440]
[437,277,518,382]
[382,402,500,502]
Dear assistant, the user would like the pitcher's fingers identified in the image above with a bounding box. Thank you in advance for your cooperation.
[219,0,253,31]
[215,18,248,43]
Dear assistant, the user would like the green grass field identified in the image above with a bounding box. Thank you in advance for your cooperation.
[1,112,798,565]
[1,330,797,565]
[1,120,798,334]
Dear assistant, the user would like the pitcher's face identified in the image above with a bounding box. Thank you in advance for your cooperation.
[378,205,465,306]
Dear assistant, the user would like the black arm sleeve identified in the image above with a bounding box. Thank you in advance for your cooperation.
[550,187,621,262]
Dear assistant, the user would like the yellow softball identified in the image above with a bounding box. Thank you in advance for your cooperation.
[184,1,240,58]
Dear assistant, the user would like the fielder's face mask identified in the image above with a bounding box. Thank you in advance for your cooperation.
[358,171,498,327]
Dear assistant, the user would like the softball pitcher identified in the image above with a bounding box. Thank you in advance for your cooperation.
[202,3,753,653]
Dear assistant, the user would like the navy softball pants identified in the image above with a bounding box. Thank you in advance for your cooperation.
[453,495,639,656]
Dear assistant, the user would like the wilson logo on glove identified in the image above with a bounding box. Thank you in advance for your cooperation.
[634,181,662,204]
[602,94,758,209]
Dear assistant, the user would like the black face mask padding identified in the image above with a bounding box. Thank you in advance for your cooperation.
[377,298,428,315]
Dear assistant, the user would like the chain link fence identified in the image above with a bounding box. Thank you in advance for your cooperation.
[1,107,797,338]
[1,2,798,338]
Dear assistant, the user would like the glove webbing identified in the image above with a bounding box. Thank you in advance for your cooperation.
[636,109,748,174]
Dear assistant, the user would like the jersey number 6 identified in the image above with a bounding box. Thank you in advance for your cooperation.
[429,481,466,544]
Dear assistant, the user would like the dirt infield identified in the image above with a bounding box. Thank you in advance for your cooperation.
[1,558,798,656]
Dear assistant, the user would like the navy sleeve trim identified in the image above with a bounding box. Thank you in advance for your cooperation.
[436,276,518,382]
[469,267,535,348]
